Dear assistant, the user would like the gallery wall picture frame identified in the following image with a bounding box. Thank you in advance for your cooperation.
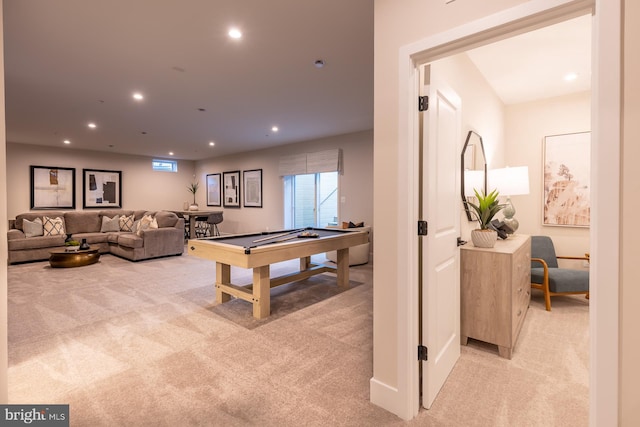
[83,169,122,209]
[30,165,76,210]
[542,131,591,227]
[243,169,263,208]
[222,170,241,208]
[206,173,221,207]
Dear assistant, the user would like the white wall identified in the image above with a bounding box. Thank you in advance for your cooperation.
[431,53,506,241]
[505,91,591,268]
[194,130,373,237]
[0,0,8,402]
[6,143,196,218]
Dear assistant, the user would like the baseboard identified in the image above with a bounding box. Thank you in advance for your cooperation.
[370,377,412,421]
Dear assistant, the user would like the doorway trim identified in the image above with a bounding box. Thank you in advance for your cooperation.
[393,0,618,423]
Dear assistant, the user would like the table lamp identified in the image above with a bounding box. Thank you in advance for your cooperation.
[487,166,530,233]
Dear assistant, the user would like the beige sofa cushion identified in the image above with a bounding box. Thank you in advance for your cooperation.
[43,216,65,236]
[119,214,134,232]
[154,211,179,228]
[23,218,43,237]
[136,214,158,236]
[100,215,121,232]
[64,211,101,234]
[14,212,64,231]
[118,233,144,249]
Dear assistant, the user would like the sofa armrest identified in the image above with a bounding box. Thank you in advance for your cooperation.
[140,226,184,257]
[8,229,25,240]
[174,217,185,230]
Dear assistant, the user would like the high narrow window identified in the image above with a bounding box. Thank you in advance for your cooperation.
[152,159,178,172]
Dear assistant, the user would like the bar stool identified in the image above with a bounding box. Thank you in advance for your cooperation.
[207,212,223,236]
[194,216,210,237]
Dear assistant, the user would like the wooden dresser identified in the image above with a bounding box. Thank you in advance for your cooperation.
[460,234,531,359]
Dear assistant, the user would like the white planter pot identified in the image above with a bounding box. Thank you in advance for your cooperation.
[189,204,199,211]
[471,229,498,248]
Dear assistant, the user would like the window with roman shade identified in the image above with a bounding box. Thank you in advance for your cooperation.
[278,149,341,176]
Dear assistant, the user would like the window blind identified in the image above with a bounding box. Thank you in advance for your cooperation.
[278,153,307,176]
[278,149,341,176]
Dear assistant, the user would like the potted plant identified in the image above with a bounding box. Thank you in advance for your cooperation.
[467,188,505,248]
[187,181,199,211]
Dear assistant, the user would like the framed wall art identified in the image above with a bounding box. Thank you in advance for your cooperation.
[83,169,122,208]
[543,131,591,227]
[223,170,241,208]
[30,165,76,210]
[206,173,221,207]
[243,169,262,208]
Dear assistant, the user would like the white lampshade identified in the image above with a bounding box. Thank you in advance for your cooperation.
[487,166,530,196]
[464,170,485,197]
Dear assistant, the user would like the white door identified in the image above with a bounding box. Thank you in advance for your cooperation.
[420,64,461,409]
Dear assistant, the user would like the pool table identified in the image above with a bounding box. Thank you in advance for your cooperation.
[188,227,369,319]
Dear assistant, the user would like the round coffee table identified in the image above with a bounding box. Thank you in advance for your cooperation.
[49,247,100,268]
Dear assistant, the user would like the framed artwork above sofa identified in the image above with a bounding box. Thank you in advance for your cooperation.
[83,169,122,208]
[30,165,76,210]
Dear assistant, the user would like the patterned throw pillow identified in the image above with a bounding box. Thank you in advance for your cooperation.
[23,218,44,238]
[100,215,121,232]
[119,214,135,232]
[136,214,158,237]
[43,216,65,236]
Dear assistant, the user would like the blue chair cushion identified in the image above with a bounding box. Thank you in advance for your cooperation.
[531,267,589,293]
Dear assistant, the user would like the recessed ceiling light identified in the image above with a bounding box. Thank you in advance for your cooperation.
[314,59,325,68]
[88,123,96,129]
[564,72,578,82]
[133,92,144,101]
[209,141,215,146]
[169,152,174,156]
[63,140,71,145]
[271,126,279,132]
[228,28,242,39]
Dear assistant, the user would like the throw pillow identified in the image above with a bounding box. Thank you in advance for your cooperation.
[100,215,121,232]
[23,217,44,238]
[136,214,158,236]
[119,214,134,232]
[43,216,65,236]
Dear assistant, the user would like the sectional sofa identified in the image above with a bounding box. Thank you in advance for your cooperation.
[7,209,185,264]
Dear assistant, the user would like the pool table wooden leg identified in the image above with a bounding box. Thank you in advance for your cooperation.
[253,265,270,319]
[336,248,350,288]
[216,262,231,303]
[300,256,311,271]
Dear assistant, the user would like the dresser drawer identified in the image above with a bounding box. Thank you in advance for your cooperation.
[461,234,531,359]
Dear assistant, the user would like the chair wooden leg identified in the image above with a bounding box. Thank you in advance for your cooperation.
[543,282,552,311]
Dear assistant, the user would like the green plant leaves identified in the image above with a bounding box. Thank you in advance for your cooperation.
[467,188,505,229]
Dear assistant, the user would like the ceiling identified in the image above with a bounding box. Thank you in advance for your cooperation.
[3,0,374,160]
[3,3,590,161]
[466,14,592,105]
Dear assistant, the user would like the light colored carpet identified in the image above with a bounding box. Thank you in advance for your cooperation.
[7,252,588,426]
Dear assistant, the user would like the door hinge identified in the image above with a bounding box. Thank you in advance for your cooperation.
[418,220,428,236]
[418,345,428,361]
[418,95,429,112]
